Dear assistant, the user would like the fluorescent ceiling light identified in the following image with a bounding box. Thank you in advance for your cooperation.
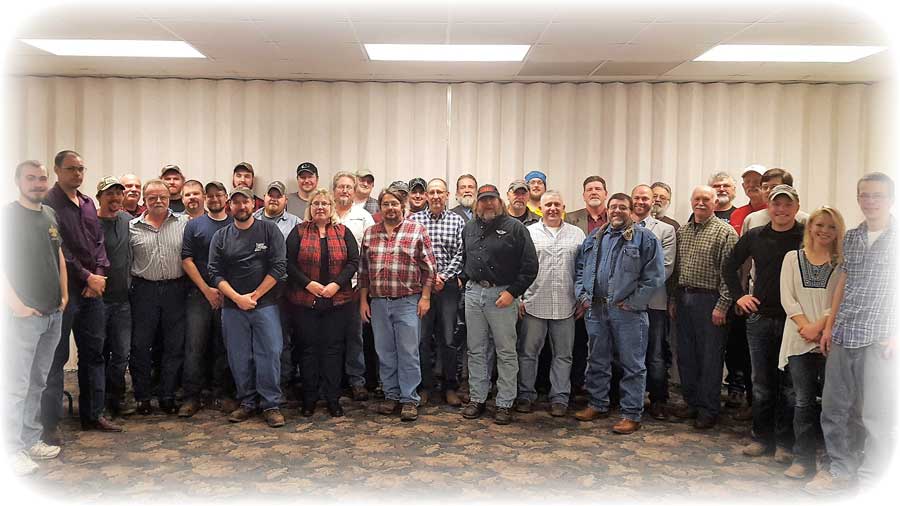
[364,44,529,62]
[20,39,206,58]
[694,44,886,63]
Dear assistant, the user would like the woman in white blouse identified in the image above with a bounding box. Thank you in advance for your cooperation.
[779,206,846,480]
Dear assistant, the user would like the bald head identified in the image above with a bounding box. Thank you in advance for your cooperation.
[690,185,717,223]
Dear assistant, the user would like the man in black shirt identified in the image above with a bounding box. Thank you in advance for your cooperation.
[161,164,186,214]
[724,184,804,463]
[506,179,539,226]
[208,187,287,428]
[96,176,134,417]
[459,184,538,425]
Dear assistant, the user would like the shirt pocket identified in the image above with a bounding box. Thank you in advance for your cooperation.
[622,246,641,273]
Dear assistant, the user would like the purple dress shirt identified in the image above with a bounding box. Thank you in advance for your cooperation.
[44,183,110,288]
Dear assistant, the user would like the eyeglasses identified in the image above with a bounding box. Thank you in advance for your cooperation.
[857,193,889,202]
[61,165,85,173]
[311,202,331,208]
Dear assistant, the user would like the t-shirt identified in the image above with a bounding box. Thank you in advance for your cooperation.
[208,218,287,309]
[169,198,186,214]
[99,211,133,303]
[181,213,234,286]
[3,203,62,314]
[286,193,309,221]
[867,229,884,247]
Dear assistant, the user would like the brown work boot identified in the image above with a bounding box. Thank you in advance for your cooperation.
[461,401,486,419]
[611,418,641,434]
[418,390,430,406]
[574,406,609,421]
[494,407,513,425]
[784,460,814,480]
[351,385,369,401]
[742,441,771,457]
[774,446,793,464]
[264,408,285,428]
[177,399,200,418]
[82,416,124,432]
[228,405,255,423]
[220,398,240,414]
[671,404,698,420]
[803,470,853,496]
[648,402,669,421]
[400,403,418,422]
[445,389,462,407]
[549,402,567,417]
[514,398,533,413]
[377,399,399,415]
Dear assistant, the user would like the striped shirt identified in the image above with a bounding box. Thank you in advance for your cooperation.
[359,219,437,298]
[129,210,188,281]
[410,208,465,280]
[671,214,737,312]
[831,218,898,348]
[523,221,585,320]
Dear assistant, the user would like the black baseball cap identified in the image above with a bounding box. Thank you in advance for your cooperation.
[204,181,227,193]
[389,180,410,194]
[477,184,500,201]
[408,177,427,192]
[297,162,318,177]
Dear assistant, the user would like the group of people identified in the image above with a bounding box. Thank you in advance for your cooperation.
[3,150,895,496]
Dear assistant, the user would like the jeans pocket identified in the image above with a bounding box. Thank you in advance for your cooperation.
[746,312,762,324]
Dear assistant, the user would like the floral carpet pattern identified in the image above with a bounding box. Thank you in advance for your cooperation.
[24,376,814,502]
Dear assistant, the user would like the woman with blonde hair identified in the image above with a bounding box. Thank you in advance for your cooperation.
[285,188,359,417]
[778,206,846,479]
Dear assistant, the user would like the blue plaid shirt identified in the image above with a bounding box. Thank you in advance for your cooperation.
[832,217,898,348]
[410,208,465,280]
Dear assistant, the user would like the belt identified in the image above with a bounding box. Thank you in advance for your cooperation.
[378,295,409,301]
[475,280,496,288]
[679,286,717,295]
[134,276,183,284]
[592,296,608,305]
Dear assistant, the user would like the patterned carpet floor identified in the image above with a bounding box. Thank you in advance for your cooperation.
[20,375,819,503]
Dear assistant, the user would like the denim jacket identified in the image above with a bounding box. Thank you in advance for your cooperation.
[574,221,665,311]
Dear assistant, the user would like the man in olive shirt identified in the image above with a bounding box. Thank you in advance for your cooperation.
[3,160,68,475]
[460,184,538,425]
[161,164,186,214]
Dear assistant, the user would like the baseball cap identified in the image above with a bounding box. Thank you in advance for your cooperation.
[356,168,374,179]
[96,176,124,194]
[742,164,766,177]
[160,164,183,178]
[477,184,500,201]
[408,177,427,192]
[769,184,799,202]
[266,180,286,195]
[296,162,318,177]
[389,180,409,193]
[524,170,547,185]
[507,179,528,193]
[234,161,254,174]
[230,187,254,200]
[204,181,227,193]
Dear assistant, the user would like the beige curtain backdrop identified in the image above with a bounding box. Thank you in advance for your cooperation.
[5,76,889,224]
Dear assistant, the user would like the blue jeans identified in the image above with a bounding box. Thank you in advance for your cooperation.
[222,304,283,410]
[465,283,519,409]
[646,309,670,404]
[746,314,794,450]
[821,344,866,478]
[675,291,726,419]
[584,302,648,421]
[518,313,574,405]
[41,288,106,426]
[102,300,131,403]
[184,287,233,400]
[5,310,62,452]
[371,295,422,405]
[129,277,186,403]
[345,298,367,388]
[420,279,461,391]
[788,351,825,464]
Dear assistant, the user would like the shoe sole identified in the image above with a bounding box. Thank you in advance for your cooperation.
[29,451,60,460]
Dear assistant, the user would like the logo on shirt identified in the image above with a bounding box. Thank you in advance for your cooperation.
[48,226,59,240]
[496,229,507,236]
[254,243,268,252]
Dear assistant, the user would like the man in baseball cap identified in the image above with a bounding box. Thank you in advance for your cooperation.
[731,164,768,235]
[161,164,186,214]
[506,179,539,226]
[408,177,429,214]
[353,169,379,215]
[232,162,264,211]
[287,162,319,219]
[524,170,547,217]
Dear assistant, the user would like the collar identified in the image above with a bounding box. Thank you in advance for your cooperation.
[428,209,447,220]
[138,208,176,226]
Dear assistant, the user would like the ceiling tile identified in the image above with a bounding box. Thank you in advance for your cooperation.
[526,43,619,62]
[450,1,558,22]
[448,23,546,44]
[662,61,766,78]
[15,16,174,40]
[593,61,682,76]
[724,22,889,45]
[539,22,649,45]
[345,1,449,22]
[631,23,751,45]
[652,4,782,23]
[156,20,268,45]
[762,4,880,24]
[258,22,358,45]
[550,5,659,23]
[352,23,448,44]
[517,61,601,76]
[612,43,713,62]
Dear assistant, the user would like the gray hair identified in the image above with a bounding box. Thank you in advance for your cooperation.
[708,171,735,186]
[540,189,564,204]
[332,171,357,190]
[650,181,672,197]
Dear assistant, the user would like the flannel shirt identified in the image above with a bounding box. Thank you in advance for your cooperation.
[670,214,737,313]
[410,209,465,280]
[831,218,898,348]
[523,221,585,319]
[359,219,437,298]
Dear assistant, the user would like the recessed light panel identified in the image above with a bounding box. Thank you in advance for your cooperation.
[20,39,206,58]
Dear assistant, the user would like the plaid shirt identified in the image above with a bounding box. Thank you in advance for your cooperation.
[359,219,437,298]
[832,218,898,348]
[670,215,737,312]
[523,221,586,319]
[410,209,465,280]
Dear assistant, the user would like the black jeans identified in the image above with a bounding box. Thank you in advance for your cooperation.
[183,286,233,400]
[130,277,186,402]
[646,309,670,404]
[675,291,727,419]
[41,287,107,427]
[724,309,752,396]
[789,351,825,464]
[292,303,352,403]
[102,300,131,404]
[746,314,794,450]
[419,279,461,391]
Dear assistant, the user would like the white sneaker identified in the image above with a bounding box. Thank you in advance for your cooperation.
[12,452,38,476]
[28,441,61,460]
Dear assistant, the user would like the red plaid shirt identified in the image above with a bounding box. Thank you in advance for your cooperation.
[359,219,436,298]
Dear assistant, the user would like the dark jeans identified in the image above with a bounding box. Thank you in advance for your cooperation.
[675,291,726,419]
[746,314,794,450]
[130,277,186,402]
[279,299,296,388]
[183,286,233,400]
[725,309,751,396]
[419,279,461,391]
[570,317,589,392]
[41,287,106,427]
[788,351,825,464]
[102,300,132,403]
[646,309,670,404]
[292,303,352,403]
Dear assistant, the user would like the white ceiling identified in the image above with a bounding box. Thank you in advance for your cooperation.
[4,0,895,83]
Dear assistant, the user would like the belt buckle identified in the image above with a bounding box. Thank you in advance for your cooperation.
[478,280,492,288]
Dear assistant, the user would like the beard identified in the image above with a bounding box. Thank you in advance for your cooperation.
[336,195,352,208]
[457,195,475,208]
[23,191,46,204]
[716,194,733,207]
[233,210,252,222]
[651,202,668,218]
[476,206,501,222]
